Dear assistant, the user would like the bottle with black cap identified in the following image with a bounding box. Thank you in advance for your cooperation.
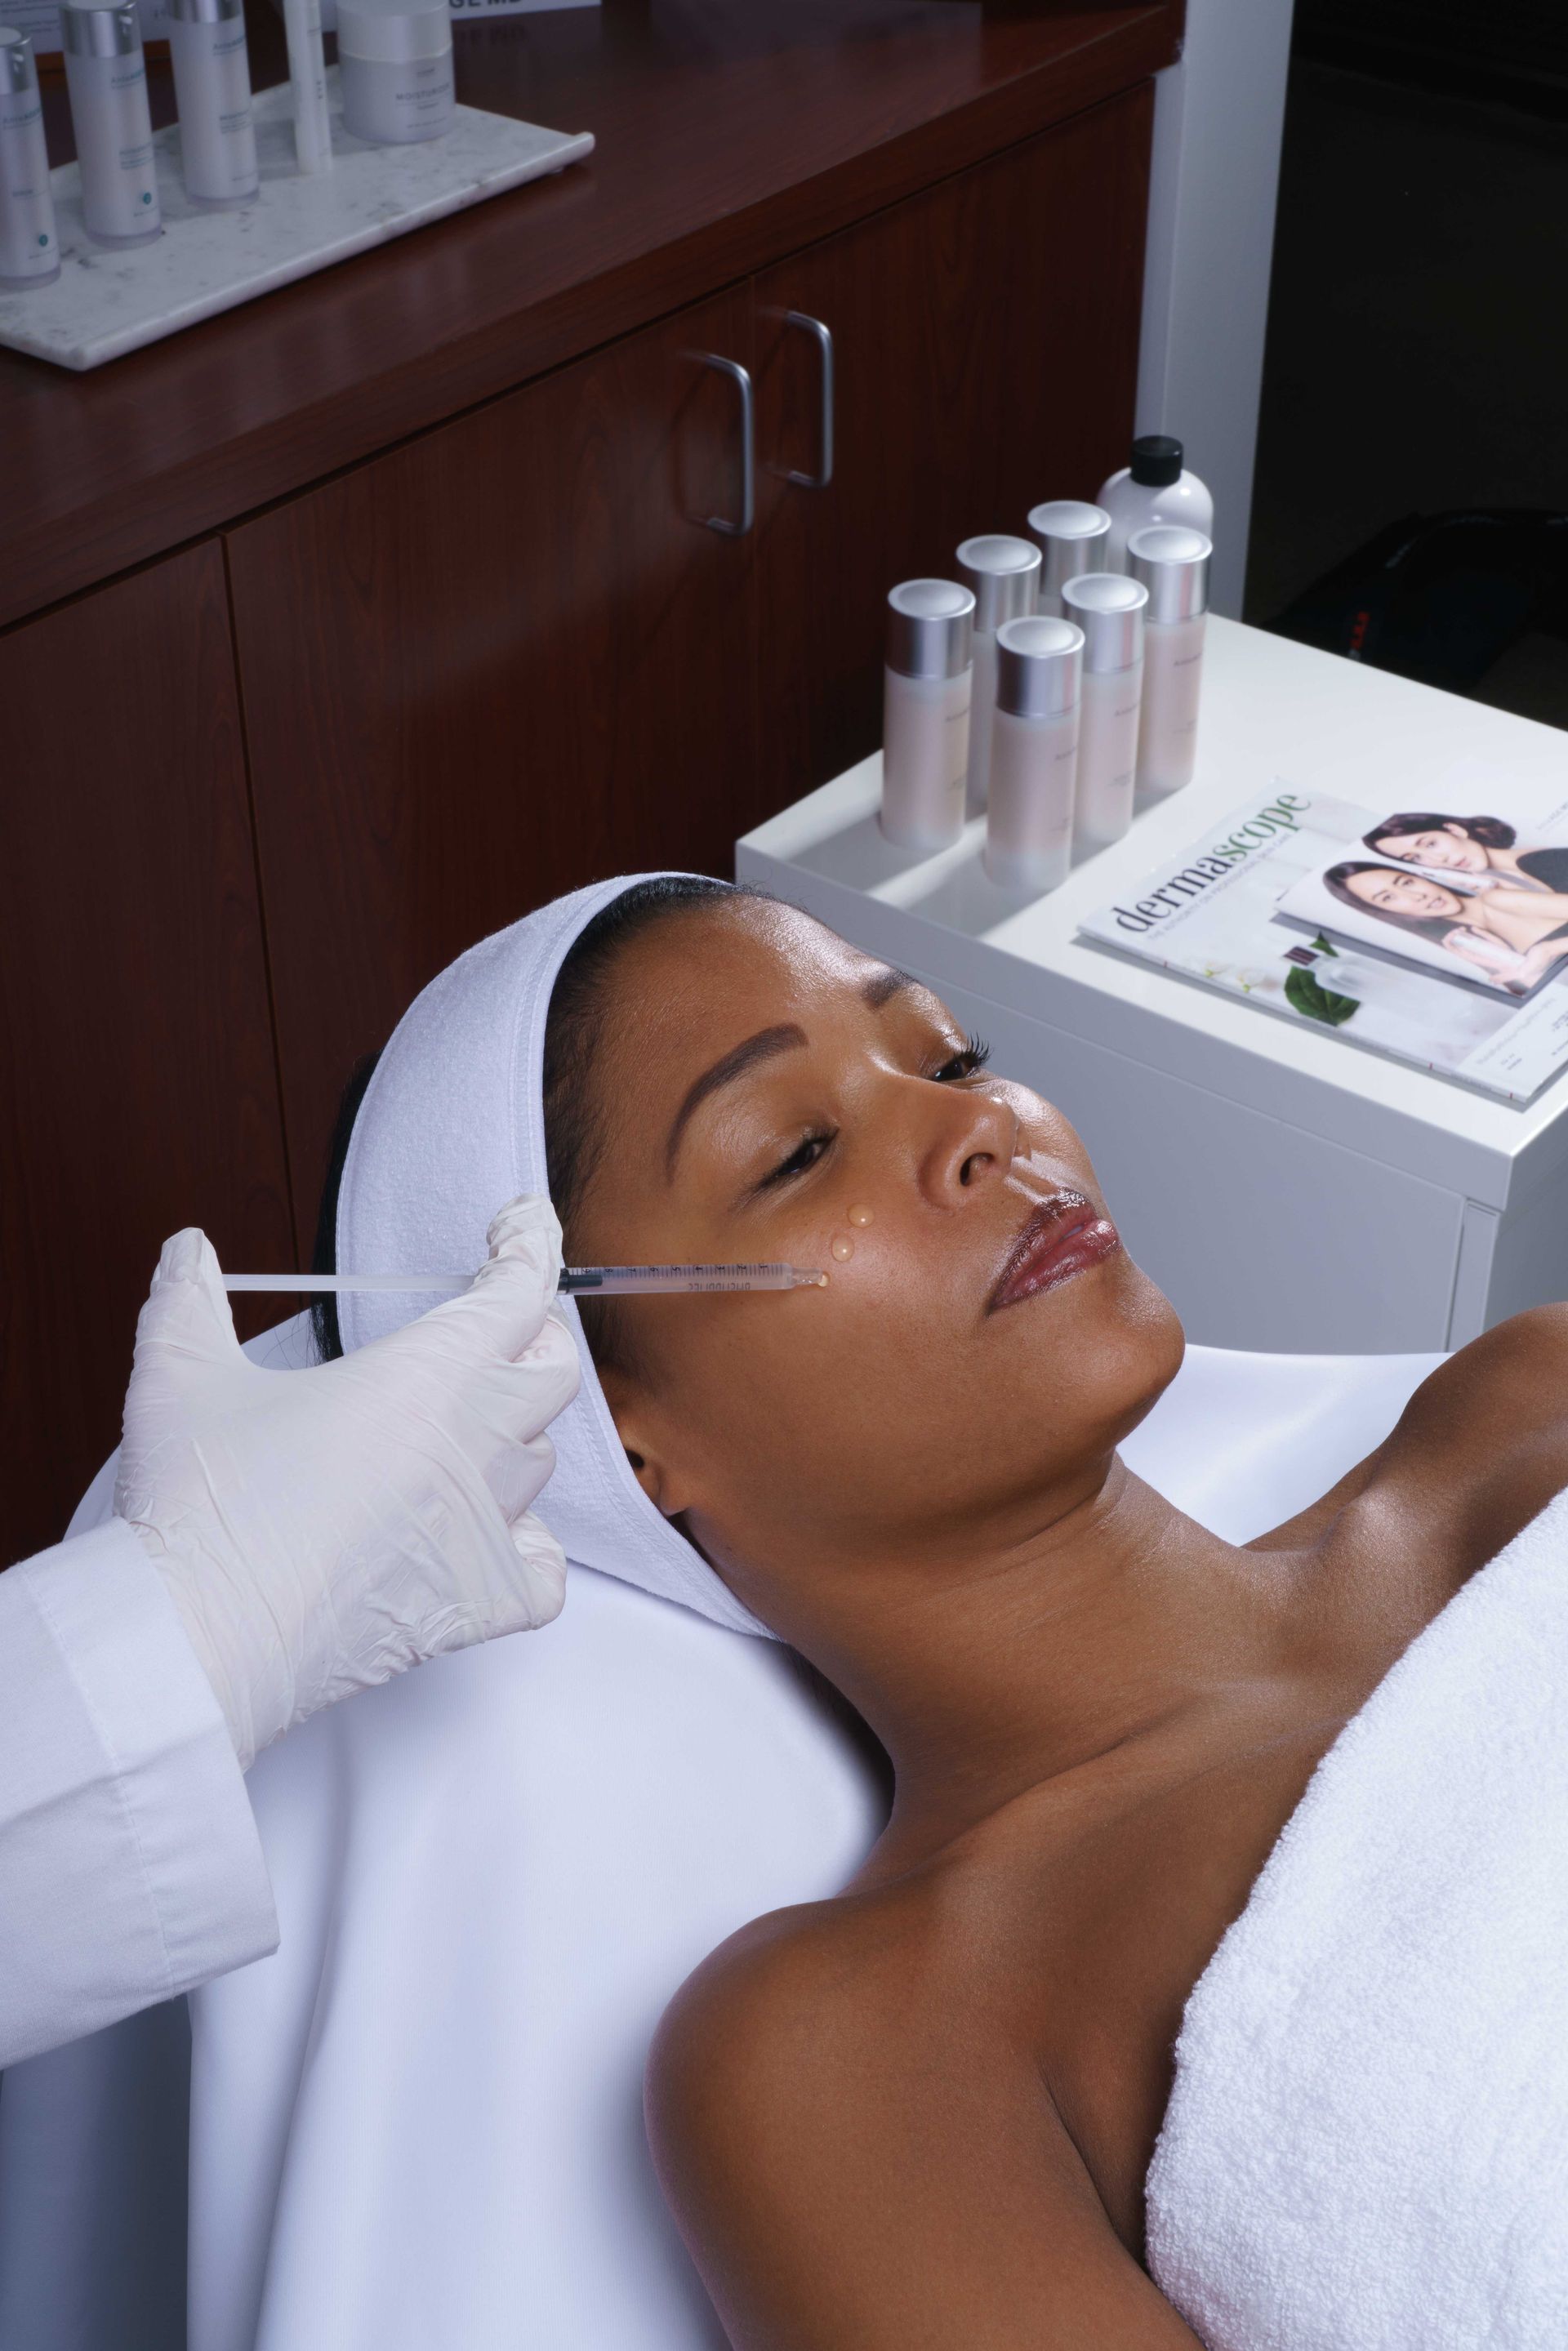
[1095,434,1213,572]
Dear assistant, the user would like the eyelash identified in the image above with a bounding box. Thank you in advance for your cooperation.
[758,1035,993,1188]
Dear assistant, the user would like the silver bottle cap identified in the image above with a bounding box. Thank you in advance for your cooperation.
[995,615,1084,720]
[885,579,974,681]
[1129,524,1212,623]
[956,535,1040,635]
[63,0,145,55]
[167,0,245,23]
[1027,501,1112,603]
[1060,572,1147,673]
[1,27,41,92]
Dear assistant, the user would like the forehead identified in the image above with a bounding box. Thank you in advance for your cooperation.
[608,898,886,1053]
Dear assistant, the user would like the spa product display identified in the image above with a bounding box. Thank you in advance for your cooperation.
[336,0,454,145]
[1061,571,1147,856]
[167,0,259,207]
[880,578,974,853]
[1078,775,1568,1102]
[1129,523,1211,802]
[1027,500,1111,617]
[1096,434,1213,571]
[955,534,1040,817]
[0,30,57,288]
[282,0,332,170]
[61,0,159,245]
[982,614,1084,894]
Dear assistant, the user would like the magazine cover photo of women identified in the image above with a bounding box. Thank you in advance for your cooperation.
[1361,810,1568,897]
[1322,859,1568,995]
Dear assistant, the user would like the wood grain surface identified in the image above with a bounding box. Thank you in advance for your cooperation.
[0,0,1181,630]
[0,545,296,1563]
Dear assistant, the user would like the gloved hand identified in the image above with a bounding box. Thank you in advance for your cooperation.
[115,1196,579,1770]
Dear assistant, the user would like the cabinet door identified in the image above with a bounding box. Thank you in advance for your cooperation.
[0,546,294,1565]
[228,287,757,1240]
[751,87,1154,815]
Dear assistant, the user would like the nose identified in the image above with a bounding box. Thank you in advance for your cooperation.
[916,1085,1019,1210]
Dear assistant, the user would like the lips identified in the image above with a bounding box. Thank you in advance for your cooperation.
[987,1191,1121,1312]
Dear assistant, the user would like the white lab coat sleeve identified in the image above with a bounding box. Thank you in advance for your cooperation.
[0,1517,279,2068]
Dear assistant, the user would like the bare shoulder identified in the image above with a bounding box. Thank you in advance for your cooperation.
[646,1879,1203,2349]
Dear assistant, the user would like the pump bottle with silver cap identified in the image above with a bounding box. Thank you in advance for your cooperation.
[956,534,1040,817]
[880,580,974,854]
[1060,572,1147,857]
[0,31,59,290]
[168,0,258,207]
[1027,501,1111,618]
[984,614,1085,895]
[61,0,161,247]
[1129,523,1211,801]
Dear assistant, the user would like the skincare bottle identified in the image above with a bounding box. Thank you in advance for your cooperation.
[0,31,59,290]
[880,579,974,855]
[168,0,258,208]
[336,0,455,144]
[1129,523,1211,802]
[956,534,1040,818]
[1027,501,1111,618]
[61,0,160,247]
[1060,572,1147,857]
[1095,435,1213,570]
[984,615,1084,895]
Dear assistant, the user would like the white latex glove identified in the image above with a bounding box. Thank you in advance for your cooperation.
[115,1196,579,1770]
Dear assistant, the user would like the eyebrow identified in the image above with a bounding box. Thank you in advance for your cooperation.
[861,964,919,1009]
[666,1023,808,1177]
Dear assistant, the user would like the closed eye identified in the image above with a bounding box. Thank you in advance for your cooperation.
[759,1131,835,1190]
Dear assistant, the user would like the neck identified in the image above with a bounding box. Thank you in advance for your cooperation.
[774,1458,1312,1861]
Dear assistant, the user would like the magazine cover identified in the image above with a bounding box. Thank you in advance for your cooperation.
[1076,767,1568,1103]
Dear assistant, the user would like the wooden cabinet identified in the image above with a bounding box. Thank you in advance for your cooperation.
[228,286,759,1239]
[751,90,1153,817]
[0,547,294,1564]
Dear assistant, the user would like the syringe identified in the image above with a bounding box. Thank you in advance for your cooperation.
[221,1263,827,1297]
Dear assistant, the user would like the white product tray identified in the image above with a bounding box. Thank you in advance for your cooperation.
[0,67,593,370]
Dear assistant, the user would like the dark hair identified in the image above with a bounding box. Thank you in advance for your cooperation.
[1363,810,1516,857]
[310,877,766,1367]
[1324,859,1466,942]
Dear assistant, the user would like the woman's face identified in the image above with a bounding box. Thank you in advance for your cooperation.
[1347,867,1463,919]
[1375,822,1484,873]
[564,898,1182,1614]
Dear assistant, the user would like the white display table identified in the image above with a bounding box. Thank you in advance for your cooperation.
[737,618,1568,1352]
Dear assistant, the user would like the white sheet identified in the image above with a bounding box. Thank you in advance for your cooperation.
[0,1334,1441,2351]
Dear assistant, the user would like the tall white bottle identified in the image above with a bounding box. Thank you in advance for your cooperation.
[168,0,259,208]
[1060,572,1147,857]
[984,615,1084,895]
[0,31,59,290]
[880,580,974,854]
[1096,435,1212,572]
[1129,523,1211,802]
[956,534,1040,818]
[61,0,161,247]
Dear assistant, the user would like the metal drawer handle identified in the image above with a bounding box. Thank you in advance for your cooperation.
[782,311,834,489]
[695,354,755,537]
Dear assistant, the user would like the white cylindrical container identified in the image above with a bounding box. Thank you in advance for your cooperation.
[880,579,974,855]
[984,614,1084,895]
[1095,435,1213,571]
[1129,523,1211,802]
[282,0,332,173]
[337,0,455,144]
[168,0,258,207]
[956,534,1040,819]
[0,32,60,290]
[62,0,161,247]
[1027,500,1111,618]
[1061,572,1147,857]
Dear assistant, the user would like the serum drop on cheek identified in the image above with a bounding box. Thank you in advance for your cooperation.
[847,1204,875,1228]
[831,1235,855,1262]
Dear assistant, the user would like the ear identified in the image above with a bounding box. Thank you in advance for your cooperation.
[595,1364,698,1520]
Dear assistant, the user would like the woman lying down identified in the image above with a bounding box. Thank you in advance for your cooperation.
[326,873,1568,2351]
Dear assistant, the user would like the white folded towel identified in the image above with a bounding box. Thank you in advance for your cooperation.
[1145,1485,1568,2350]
